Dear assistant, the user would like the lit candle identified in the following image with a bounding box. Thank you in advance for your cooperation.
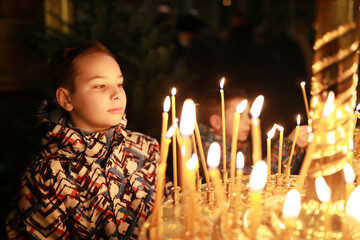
[161,96,171,152]
[219,77,227,181]
[150,124,177,233]
[282,189,301,239]
[300,81,310,121]
[250,95,264,165]
[194,120,212,191]
[207,142,227,208]
[179,99,196,190]
[267,125,276,180]
[286,115,301,174]
[344,163,355,203]
[179,99,196,236]
[277,125,284,175]
[171,88,178,191]
[229,100,247,207]
[315,176,331,235]
[249,161,268,240]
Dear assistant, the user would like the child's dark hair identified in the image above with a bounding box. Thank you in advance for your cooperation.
[198,88,248,124]
[49,40,115,92]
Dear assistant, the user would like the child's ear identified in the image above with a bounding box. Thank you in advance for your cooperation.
[56,87,73,112]
[209,114,222,131]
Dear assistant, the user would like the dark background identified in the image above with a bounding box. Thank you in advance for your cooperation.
[0,0,319,237]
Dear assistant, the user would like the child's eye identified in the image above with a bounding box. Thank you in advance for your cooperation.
[94,84,105,89]
[118,83,124,88]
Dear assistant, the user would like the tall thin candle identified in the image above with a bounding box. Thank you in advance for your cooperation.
[267,126,276,180]
[300,81,310,121]
[277,125,284,175]
[229,100,247,207]
[219,77,227,181]
[171,88,178,190]
[161,96,171,151]
[250,95,264,165]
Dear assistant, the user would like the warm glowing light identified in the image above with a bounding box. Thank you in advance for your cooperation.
[323,91,335,117]
[267,124,277,139]
[315,176,331,202]
[356,103,360,111]
[249,161,268,190]
[349,138,354,152]
[346,186,360,221]
[163,96,171,112]
[173,118,178,124]
[236,152,245,169]
[171,87,177,96]
[236,100,248,113]
[277,124,284,132]
[283,189,301,219]
[344,163,355,184]
[187,154,198,170]
[220,77,225,89]
[207,142,221,168]
[327,132,335,144]
[297,114,301,125]
[166,124,177,139]
[179,99,196,136]
[250,95,264,118]
[300,81,306,87]
[236,99,247,113]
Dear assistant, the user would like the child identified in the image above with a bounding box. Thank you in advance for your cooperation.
[6,41,160,239]
[198,88,309,175]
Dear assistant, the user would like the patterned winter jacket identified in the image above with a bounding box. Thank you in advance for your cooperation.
[6,101,160,239]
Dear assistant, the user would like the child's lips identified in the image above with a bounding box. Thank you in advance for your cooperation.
[108,108,123,114]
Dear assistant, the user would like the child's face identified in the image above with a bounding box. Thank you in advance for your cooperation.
[225,98,251,142]
[67,52,126,132]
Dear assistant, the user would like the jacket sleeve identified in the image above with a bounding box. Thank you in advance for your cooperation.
[6,158,78,240]
[110,135,160,239]
[270,137,306,175]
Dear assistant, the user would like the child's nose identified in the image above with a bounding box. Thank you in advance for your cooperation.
[111,86,122,100]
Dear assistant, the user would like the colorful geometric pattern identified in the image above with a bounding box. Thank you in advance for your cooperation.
[6,101,160,240]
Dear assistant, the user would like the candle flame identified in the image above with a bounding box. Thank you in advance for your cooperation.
[163,96,171,112]
[236,152,245,169]
[346,186,360,221]
[166,124,177,139]
[171,87,177,96]
[323,91,335,117]
[179,99,196,136]
[220,77,225,89]
[283,189,301,219]
[300,81,306,87]
[344,163,355,184]
[207,142,221,168]
[236,99,248,113]
[297,114,301,125]
[315,176,331,202]
[267,124,277,139]
[275,124,284,132]
[187,154,198,170]
[250,95,264,118]
[249,161,268,190]
[356,103,360,111]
